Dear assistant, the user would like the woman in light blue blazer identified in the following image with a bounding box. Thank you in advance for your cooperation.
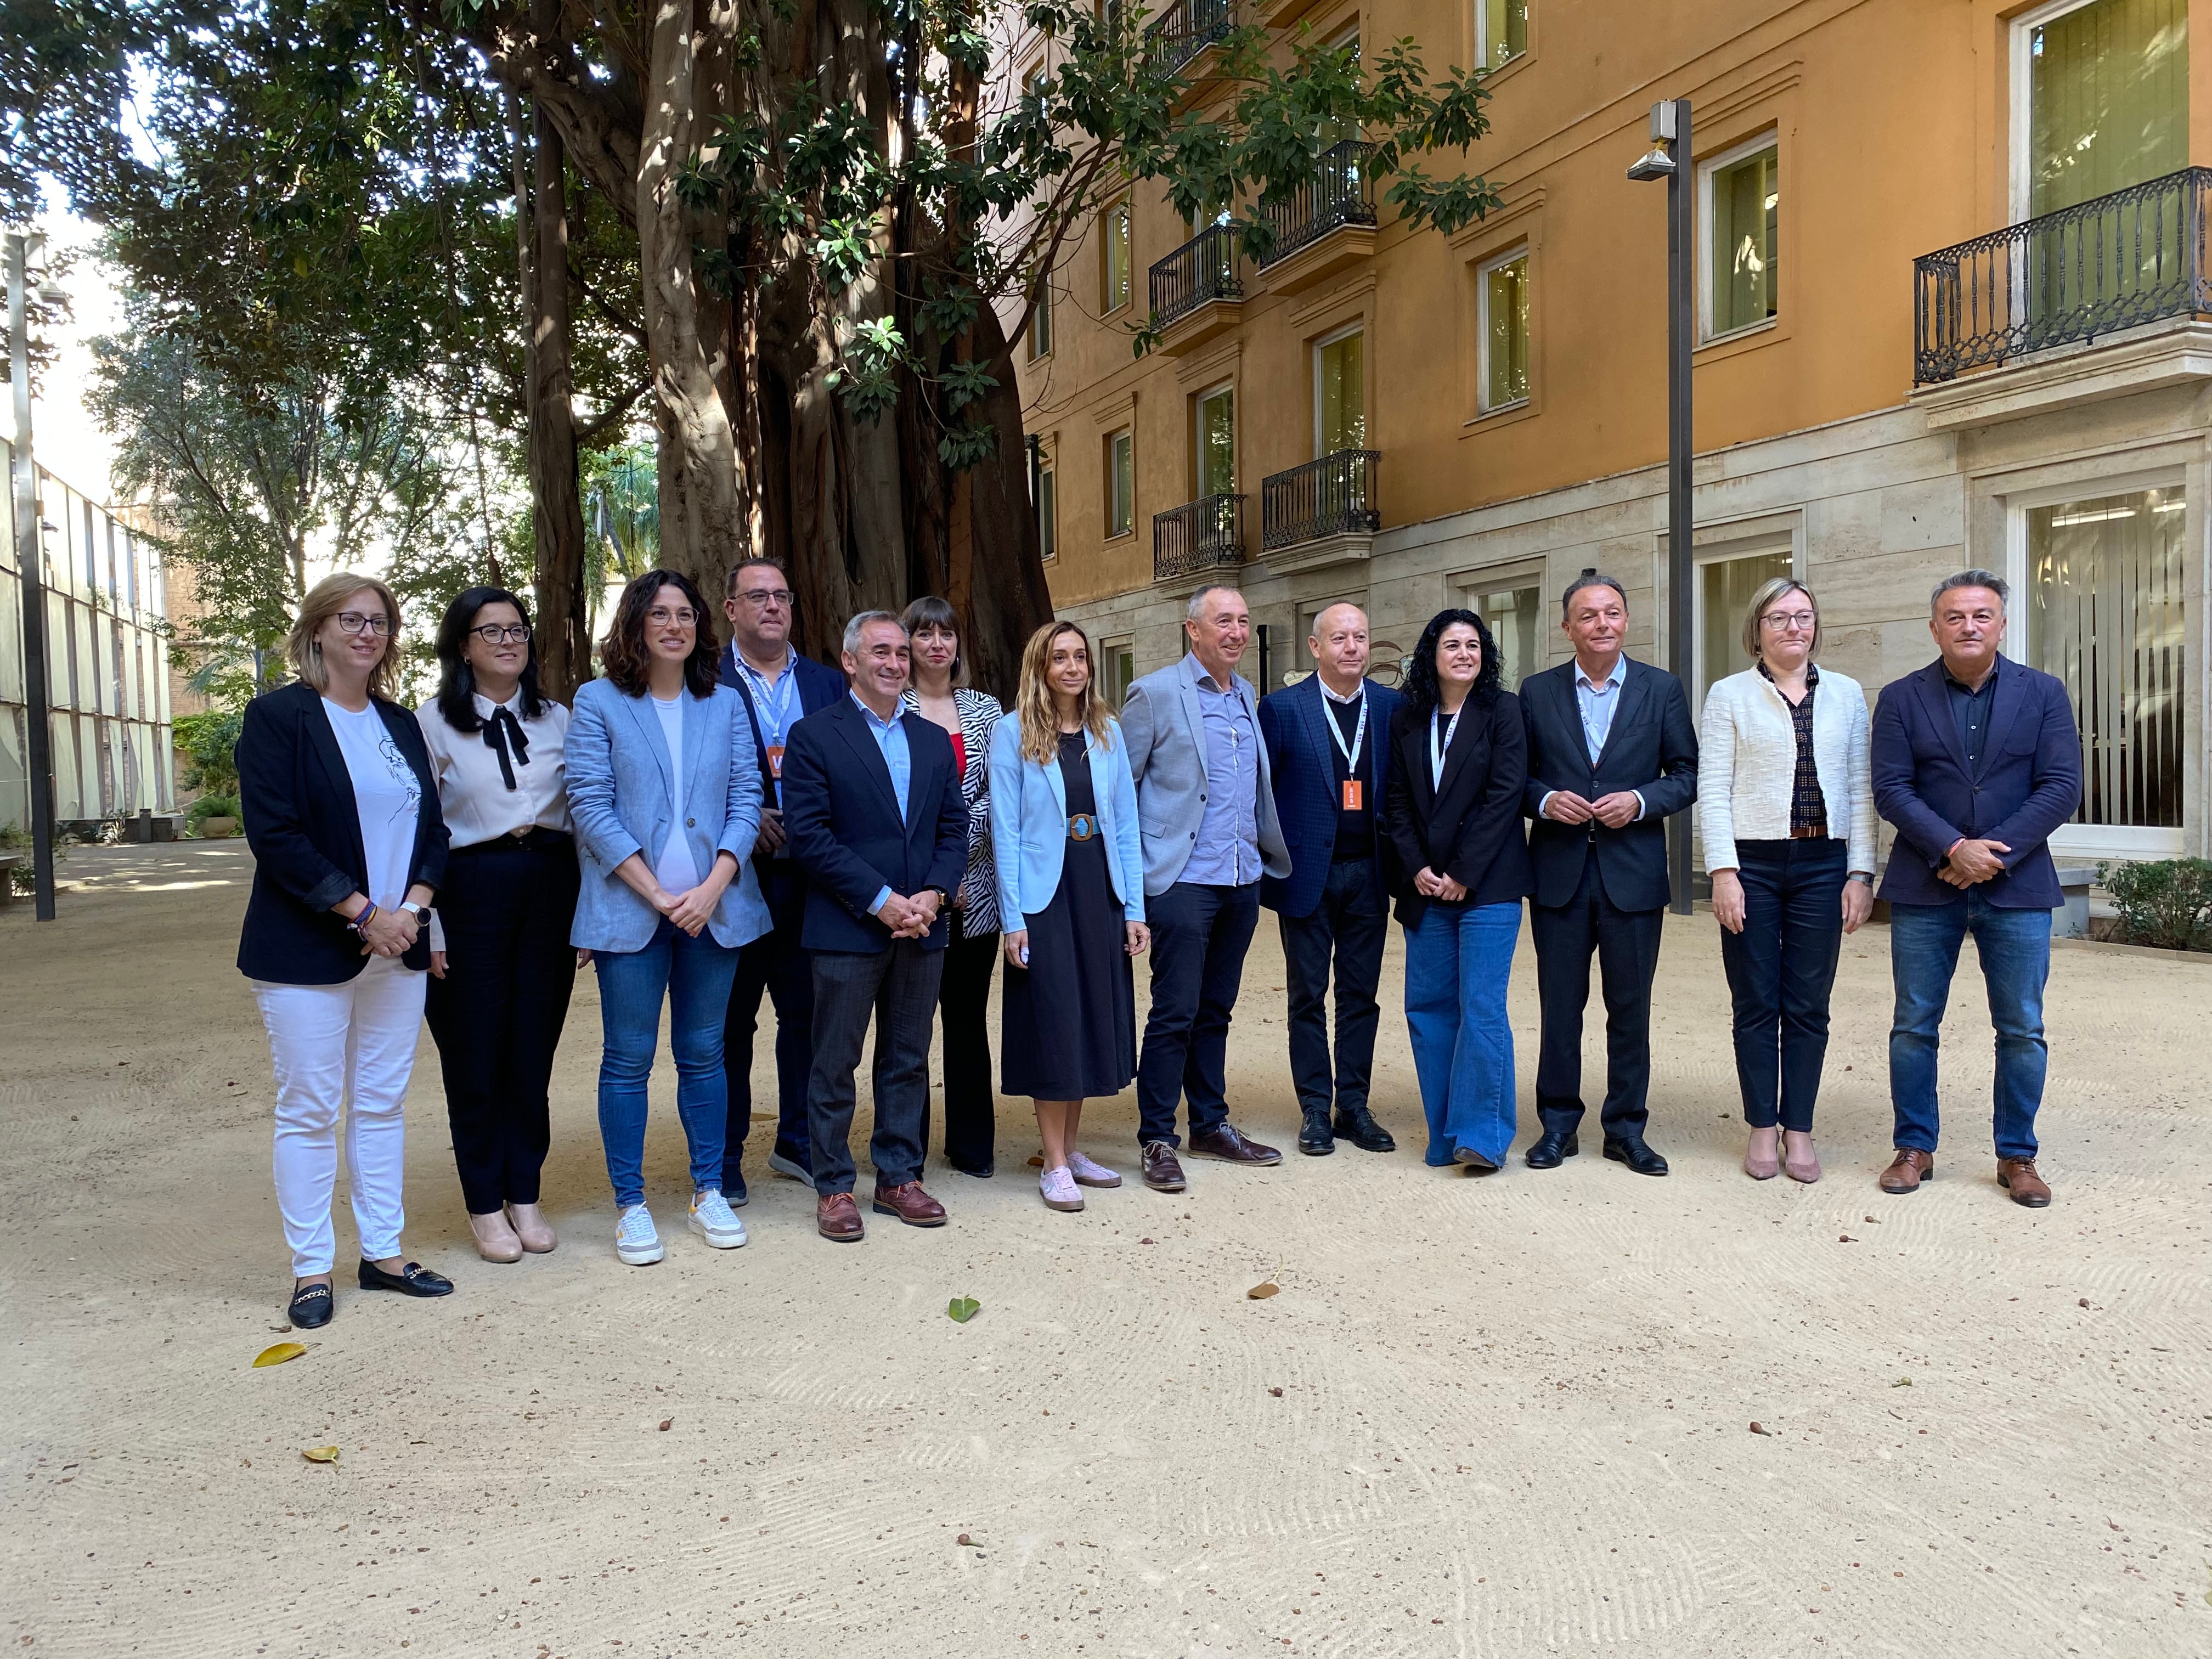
[567,569,770,1267]
[989,620,1149,1214]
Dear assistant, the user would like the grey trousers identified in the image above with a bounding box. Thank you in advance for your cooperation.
[807,940,945,1196]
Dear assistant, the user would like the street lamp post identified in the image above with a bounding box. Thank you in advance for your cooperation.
[1628,99,1695,918]
[5,228,59,921]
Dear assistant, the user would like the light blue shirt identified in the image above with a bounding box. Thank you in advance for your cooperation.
[853,691,912,916]
[1541,655,1644,821]
[1181,655,1261,887]
[731,646,800,807]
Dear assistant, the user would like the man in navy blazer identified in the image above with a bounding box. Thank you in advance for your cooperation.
[1257,602,1404,1156]
[716,556,848,1201]
[1870,570,2083,1209]
[781,610,969,1243]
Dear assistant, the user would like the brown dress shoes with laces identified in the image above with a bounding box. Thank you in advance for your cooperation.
[872,1181,948,1227]
[1186,1124,1282,1165]
[817,1193,864,1243]
[1878,1148,1934,1194]
[1140,1142,1187,1192]
[1997,1158,2052,1207]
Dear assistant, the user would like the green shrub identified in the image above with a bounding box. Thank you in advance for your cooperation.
[186,793,242,834]
[0,823,65,894]
[172,709,244,797]
[2097,857,2212,952]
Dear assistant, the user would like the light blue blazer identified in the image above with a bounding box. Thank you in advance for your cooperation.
[988,714,1145,927]
[565,678,771,953]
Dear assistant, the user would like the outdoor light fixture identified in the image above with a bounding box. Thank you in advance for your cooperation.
[1626,101,1679,182]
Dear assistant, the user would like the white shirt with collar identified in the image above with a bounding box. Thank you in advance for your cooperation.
[415,689,573,951]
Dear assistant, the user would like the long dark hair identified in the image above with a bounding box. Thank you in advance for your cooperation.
[599,568,721,698]
[434,586,546,732]
[1402,607,1502,718]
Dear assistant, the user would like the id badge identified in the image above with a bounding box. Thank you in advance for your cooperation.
[766,743,785,780]
[1341,778,1363,811]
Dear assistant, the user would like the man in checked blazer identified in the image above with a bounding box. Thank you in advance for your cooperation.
[1519,570,1699,1176]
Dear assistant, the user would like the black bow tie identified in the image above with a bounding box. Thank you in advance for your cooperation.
[482,706,531,791]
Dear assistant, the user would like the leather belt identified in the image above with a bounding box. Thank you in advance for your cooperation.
[1067,813,1099,842]
[1788,823,1830,840]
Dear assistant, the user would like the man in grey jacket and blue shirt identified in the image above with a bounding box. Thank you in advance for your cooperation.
[1119,585,1293,1193]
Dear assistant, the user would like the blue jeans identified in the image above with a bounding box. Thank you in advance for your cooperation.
[1403,902,1522,1167]
[1717,839,1846,1132]
[594,917,742,1207]
[1888,892,2051,1161]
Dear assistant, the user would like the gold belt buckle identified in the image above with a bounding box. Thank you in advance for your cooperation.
[1068,813,1099,842]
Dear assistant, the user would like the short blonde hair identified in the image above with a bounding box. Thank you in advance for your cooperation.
[287,571,404,701]
[1741,577,1820,663]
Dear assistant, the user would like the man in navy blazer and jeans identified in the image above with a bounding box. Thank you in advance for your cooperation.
[1258,602,1404,1156]
[717,556,847,1201]
[1871,569,2083,1208]
[782,611,969,1242]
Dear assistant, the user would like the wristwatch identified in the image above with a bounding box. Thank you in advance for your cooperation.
[926,887,951,908]
[404,903,435,927]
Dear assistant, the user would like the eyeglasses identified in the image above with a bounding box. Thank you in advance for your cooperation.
[647,606,700,627]
[1760,612,1818,631]
[734,588,794,608]
[470,623,532,645]
[335,612,392,636]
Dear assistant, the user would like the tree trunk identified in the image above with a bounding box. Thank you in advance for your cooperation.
[526,78,591,700]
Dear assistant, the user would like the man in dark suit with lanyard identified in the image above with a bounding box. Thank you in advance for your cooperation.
[1520,569,1699,1176]
[718,556,847,1203]
[1257,602,1405,1156]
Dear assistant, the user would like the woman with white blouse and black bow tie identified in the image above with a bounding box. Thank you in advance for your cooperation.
[417,586,580,1262]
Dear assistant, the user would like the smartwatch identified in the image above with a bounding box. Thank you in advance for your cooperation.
[404,903,435,928]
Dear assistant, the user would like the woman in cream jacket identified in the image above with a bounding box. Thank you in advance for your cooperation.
[1698,578,1875,1184]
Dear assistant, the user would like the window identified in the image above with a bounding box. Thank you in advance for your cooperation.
[1101,637,1136,710]
[1106,428,1134,538]
[1701,136,1778,340]
[1029,281,1053,360]
[2017,0,2186,219]
[1479,0,1527,70]
[1022,61,1046,103]
[1102,200,1132,311]
[1195,383,1235,498]
[2026,485,2186,836]
[1314,325,1365,454]
[1320,26,1362,148]
[1477,246,1530,413]
[1469,581,1539,691]
[1698,544,1793,696]
[1036,462,1057,560]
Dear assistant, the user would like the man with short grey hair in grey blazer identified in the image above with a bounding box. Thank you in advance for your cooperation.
[1119,584,1293,1192]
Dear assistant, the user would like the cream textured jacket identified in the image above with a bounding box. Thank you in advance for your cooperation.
[1697,666,1876,875]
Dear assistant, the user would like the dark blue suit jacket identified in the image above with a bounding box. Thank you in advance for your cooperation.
[1257,675,1404,918]
[782,695,970,953]
[1870,656,2082,909]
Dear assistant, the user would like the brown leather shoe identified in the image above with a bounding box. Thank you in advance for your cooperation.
[1878,1148,1934,1194]
[1186,1124,1283,1166]
[816,1192,864,1243]
[1997,1158,2052,1208]
[872,1181,948,1227]
[1139,1141,1187,1192]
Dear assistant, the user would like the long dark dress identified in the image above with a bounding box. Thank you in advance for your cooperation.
[1001,731,1137,1099]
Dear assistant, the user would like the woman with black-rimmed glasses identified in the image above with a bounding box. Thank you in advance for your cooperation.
[417,586,580,1262]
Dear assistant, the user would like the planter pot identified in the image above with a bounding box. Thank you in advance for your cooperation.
[198,816,238,839]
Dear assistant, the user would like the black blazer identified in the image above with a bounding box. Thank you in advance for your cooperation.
[781,695,969,955]
[1384,690,1534,928]
[1519,658,1698,912]
[235,680,449,984]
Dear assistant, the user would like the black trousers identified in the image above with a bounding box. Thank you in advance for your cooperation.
[720,862,814,1194]
[1277,857,1387,1118]
[1531,853,1663,1142]
[1718,838,1847,1132]
[422,829,579,1214]
[1136,881,1260,1146]
[921,916,1000,1172]
[809,940,944,1196]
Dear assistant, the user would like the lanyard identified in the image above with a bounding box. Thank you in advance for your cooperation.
[1429,706,1463,789]
[1323,687,1367,774]
[740,653,799,744]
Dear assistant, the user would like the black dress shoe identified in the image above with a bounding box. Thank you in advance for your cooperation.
[1296,1109,1336,1156]
[1452,1146,1499,1173]
[1602,1136,1670,1177]
[1334,1108,1397,1154]
[357,1260,455,1297]
[287,1280,335,1329]
[1525,1130,1580,1169]
[949,1161,995,1180]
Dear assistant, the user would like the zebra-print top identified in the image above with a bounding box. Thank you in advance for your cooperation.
[901,685,1005,935]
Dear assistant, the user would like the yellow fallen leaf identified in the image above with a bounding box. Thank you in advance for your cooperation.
[253,1342,307,1368]
[1247,1282,1280,1300]
[301,1446,340,1463]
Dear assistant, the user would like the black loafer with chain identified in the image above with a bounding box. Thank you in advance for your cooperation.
[356,1260,455,1297]
[287,1280,335,1329]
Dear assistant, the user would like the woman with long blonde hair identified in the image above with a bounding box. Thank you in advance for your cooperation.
[987,621,1149,1211]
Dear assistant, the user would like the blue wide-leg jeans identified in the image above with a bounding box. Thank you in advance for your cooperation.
[1403,901,1522,1167]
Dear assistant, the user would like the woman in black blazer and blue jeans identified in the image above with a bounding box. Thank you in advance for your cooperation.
[237,572,453,1329]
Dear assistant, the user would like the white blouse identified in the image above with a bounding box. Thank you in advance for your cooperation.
[415,691,573,848]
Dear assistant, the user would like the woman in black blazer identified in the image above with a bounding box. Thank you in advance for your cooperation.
[236,572,453,1330]
[1384,608,1533,1173]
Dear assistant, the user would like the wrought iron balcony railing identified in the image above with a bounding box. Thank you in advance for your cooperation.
[1913,166,2212,385]
[1153,493,1246,580]
[1259,141,1377,268]
[1145,0,1234,73]
[1261,449,1379,551]
[1149,223,1243,329]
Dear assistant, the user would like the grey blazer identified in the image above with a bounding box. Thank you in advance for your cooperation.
[1119,654,1291,897]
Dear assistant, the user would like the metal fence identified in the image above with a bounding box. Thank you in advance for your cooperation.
[1261,450,1380,552]
[1149,223,1243,329]
[1146,0,1234,73]
[1153,493,1246,580]
[1260,141,1377,267]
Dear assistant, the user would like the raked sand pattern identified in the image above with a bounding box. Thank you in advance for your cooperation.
[3,838,2209,1658]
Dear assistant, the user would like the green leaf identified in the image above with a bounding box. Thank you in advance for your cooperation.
[947,1296,981,1324]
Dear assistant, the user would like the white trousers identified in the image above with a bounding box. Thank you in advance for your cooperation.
[252,956,428,1276]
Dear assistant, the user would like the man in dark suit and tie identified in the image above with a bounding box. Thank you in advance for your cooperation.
[1870,570,2083,1208]
[718,556,848,1202]
[782,611,969,1242]
[1520,569,1699,1176]
[1257,601,1405,1156]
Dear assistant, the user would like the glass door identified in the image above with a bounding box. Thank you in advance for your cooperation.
[1314,328,1365,455]
[1197,384,1235,498]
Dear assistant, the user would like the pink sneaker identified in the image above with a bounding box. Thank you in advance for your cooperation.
[1039,1166,1085,1212]
[1067,1150,1122,1188]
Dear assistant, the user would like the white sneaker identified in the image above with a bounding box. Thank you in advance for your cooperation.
[1067,1150,1123,1188]
[615,1203,664,1266]
[1040,1165,1085,1212]
[689,1189,748,1249]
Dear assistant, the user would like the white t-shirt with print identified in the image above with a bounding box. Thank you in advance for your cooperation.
[321,699,421,912]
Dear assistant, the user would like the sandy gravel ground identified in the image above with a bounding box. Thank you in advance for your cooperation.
[3,839,2209,1659]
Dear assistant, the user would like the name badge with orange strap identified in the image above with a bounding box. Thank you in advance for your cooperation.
[1324,688,1368,811]
[766,743,785,780]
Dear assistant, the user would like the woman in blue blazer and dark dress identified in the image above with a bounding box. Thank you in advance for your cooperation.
[566,569,771,1268]
[236,572,453,1330]
[989,620,1149,1213]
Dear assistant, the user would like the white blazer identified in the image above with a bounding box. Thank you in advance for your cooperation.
[1697,665,1876,875]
